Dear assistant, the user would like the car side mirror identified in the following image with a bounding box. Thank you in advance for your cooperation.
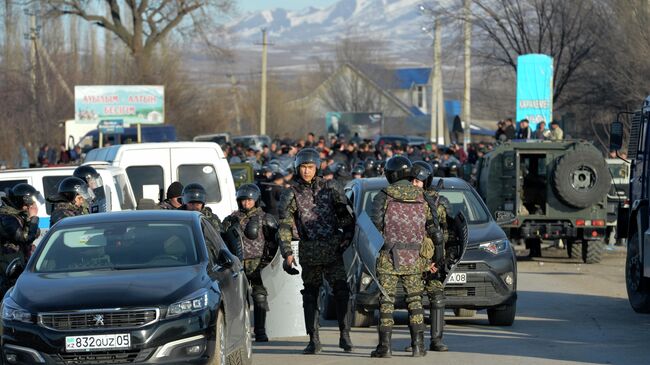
[610,121,624,151]
[5,258,24,280]
[216,250,234,269]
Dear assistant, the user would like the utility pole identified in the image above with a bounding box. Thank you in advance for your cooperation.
[462,0,472,152]
[434,19,445,145]
[229,75,242,135]
[25,7,39,128]
[259,29,270,136]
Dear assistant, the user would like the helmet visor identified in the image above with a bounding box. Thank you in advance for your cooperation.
[77,185,95,202]
[86,175,103,190]
[24,191,45,206]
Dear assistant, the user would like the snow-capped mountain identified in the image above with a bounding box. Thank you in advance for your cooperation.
[229,0,447,49]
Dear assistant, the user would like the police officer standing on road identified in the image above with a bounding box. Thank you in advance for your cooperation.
[223,184,279,342]
[73,165,104,213]
[411,161,449,352]
[0,184,41,270]
[48,177,93,227]
[369,156,439,358]
[278,148,355,354]
[179,183,222,233]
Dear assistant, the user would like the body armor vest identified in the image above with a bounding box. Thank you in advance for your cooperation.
[232,210,266,260]
[383,195,426,268]
[291,180,338,242]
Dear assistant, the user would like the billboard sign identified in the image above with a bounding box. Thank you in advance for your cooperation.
[516,54,553,131]
[75,86,164,125]
[326,112,382,139]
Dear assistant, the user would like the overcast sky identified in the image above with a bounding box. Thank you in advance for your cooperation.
[238,0,338,12]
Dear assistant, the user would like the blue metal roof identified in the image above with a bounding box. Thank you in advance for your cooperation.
[409,106,425,116]
[394,68,431,89]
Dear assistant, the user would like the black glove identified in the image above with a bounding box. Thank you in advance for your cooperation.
[283,259,299,275]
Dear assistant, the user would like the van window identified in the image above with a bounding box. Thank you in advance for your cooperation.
[126,166,164,203]
[42,176,70,214]
[0,179,28,193]
[178,165,221,203]
[113,174,135,210]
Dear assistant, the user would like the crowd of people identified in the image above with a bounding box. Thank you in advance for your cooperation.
[495,118,564,142]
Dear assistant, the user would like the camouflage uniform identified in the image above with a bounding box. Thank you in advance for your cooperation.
[0,199,40,280]
[223,206,278,342]
[181,205,223,233]
[278,176,355,352]
[50,201,84,227]
[370,180,436,332]
[422,189,448,301]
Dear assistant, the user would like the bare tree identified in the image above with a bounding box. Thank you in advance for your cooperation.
[457,0,604,107]
[44,0,234,80]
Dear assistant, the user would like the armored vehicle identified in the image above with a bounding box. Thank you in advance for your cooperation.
[475,140,610,263]
[610,97,650,313]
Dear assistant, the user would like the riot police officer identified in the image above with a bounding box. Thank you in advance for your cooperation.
[48,177,93,227]
[180,183,222,233]
[411,161,449,352]
[73,165,104,213]
[278,148,355,354]
[369,156,438,358]
[223,184,278,342]
[0,184,41,273]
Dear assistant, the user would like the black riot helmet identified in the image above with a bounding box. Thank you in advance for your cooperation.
[7,183,43,208]
[336,163,350,178]
[448,162,460,177]
[412,160,434,187]
[294,148,321,171]
[322,163,337,177]
[73,165,103,190]
[236,183,261,208]
[384,156,413,184]
[58,177,94,203]
[352,164,365,177]
[431,159,442,177]
[182,183,207,205]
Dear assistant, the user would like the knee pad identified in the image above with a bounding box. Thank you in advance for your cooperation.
[253,294,269,311]
[431,293,445,309]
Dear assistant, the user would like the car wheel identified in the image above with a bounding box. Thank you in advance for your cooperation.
[453,308,476,318]
[209,308,227,365]
[487,302,516,326]
[352,307,375,327]
[583,240,604,264]
[626,232,650,313]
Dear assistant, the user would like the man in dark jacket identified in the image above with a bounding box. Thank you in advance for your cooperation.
[159,182,183,210]
[48,177,92,227]
[0,184,41,277]
[179,183,222,232]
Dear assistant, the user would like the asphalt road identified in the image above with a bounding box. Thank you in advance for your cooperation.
[252,248,650,365]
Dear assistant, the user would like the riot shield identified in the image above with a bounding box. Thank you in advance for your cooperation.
[261,241,306,338]
[354,212,390,297]
[443,211,469,285]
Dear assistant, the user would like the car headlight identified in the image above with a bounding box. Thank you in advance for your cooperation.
[1,297,32,323]
[167,291,209,318]
[479,239,509,255]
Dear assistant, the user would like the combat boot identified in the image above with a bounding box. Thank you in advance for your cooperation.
[410,326,427,357]
[302,295,322,355]
[370,327,392,358]
[335,292,354,352]
[429,299,449,352]
[253,297,269,342]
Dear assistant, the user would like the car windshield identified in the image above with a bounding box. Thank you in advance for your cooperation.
[362,188,490,224]
[34,221,199,273]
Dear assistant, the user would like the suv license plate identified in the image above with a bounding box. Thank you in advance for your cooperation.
[447,273,467,284]
[65,334,131,352]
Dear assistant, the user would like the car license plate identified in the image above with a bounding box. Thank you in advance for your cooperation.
[447,273,467,284]
[65,334,131,352]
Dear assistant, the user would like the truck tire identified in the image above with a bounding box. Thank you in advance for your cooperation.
[552,148,611,209]
[583,240,605,264]
[626,233,650,313]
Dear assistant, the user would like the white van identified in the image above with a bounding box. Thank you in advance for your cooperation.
[83,142,237,220]
[0,165,136,230]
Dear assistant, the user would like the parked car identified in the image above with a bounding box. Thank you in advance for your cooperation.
[231,135,271,152]
[345,177,517,326]
[0,210,252,365]
[193,133,231,147]
[83,142,238,219]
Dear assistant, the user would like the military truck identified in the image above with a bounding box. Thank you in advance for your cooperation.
[475,140,611,263]
[610,97,650,313]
